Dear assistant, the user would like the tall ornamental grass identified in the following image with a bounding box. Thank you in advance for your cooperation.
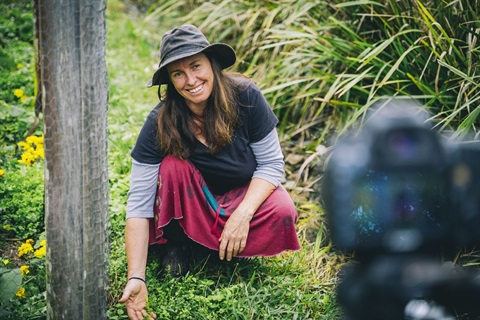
[145,0,479,142]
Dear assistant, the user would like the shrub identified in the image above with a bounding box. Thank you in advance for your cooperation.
[0,238,47,319]
[0,162,44,240]
[0,0,37,152]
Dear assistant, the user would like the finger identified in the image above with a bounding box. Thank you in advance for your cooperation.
[219,239,227,260]
[119,289,132,303]
[226,242,235,261]
[135,309,145,320]
[126,306,139,320]
[232,241,241,257]
[238,238,247,254]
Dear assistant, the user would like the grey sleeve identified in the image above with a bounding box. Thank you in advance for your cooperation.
[250,128,284,187]
[125,159,160,219]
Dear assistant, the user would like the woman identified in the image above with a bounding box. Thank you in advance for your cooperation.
[119,24,300,320]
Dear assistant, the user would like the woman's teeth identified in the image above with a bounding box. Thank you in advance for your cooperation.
[189,84,203,93]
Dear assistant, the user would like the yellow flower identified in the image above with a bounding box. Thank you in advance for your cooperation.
[18,135,44,166]
[34,245,46,259]
[16,287,26,299]
[4,224,11,231]
[34,239,46,259]
[0,169,4,177]
[18,141,30,150]
[3,259,9,265]
[26,135,40,144]
[19,152,35,166]
[32,146,44,158]
[13,89,24,98]
[17,63,23,69]
[26,239,34,244]
[18,241,34,257]
[20,265,30,277]
[20,95,27,102]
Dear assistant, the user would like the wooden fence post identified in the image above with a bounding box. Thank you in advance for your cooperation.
[36,0,109,318]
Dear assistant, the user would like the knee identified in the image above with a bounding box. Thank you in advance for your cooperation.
[266,189,298,219]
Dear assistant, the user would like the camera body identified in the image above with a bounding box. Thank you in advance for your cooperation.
[322,100,480,319]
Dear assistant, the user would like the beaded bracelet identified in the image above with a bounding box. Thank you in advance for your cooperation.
[128,276,146,283]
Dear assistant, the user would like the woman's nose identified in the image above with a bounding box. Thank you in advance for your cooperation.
[185,71,196,85]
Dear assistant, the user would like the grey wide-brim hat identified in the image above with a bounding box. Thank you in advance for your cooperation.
[147,24,236,87]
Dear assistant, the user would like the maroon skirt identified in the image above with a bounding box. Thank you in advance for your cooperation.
[149,156,301,257]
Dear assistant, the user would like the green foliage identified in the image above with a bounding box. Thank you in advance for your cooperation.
[1,291,47,320]
[0,0,37,152]
[0,2,46,318]
[317,0,480,139]
[0,0,34,46]
[0,267,22,317]
[0,268,21,303]
[108,256,342,319]
[0,163,45,240]
[0,238,47,320]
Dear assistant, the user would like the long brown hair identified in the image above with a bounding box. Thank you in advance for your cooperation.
[156,55,248,159]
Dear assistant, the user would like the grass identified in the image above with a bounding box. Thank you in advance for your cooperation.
[105,1,343,319]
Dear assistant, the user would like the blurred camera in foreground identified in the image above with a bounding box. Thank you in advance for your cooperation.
[322,99,480,320]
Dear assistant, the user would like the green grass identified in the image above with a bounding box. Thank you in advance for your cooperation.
[105,1,343,319]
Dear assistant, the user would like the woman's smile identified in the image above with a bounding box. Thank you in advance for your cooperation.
[187,83,204,94]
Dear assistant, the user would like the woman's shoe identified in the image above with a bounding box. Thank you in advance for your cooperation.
[161,243,190,277]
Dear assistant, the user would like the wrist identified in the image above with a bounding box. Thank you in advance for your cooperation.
[127,269,145,279]
[128,276,146,283]
[236,204,255,221]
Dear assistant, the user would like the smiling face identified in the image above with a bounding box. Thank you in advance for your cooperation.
[167,53,214,113]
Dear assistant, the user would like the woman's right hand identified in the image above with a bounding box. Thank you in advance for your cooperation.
[119,279,156,320]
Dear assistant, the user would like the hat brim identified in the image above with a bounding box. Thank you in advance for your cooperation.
[146,43,236,87]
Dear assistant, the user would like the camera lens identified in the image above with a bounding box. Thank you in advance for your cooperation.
[387,130,419,160]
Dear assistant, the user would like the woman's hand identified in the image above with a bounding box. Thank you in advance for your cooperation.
[219,209,252,261]
[119,279,156,320]
[218,178,276,261]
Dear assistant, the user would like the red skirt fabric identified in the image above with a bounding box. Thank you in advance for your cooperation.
[149,156,301,257]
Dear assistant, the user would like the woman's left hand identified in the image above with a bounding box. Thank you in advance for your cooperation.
[218,210,252,261]
[218,178,275,261]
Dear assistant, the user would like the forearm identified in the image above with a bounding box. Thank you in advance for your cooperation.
[125,218,150,279]
[236,177,276,220]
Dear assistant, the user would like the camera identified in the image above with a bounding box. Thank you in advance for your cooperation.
[322,99,480,320]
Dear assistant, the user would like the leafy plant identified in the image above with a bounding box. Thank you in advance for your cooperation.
[0,162,44,240]
[0,0,37,154]
[0,267,22,318]
[0,238,47,319]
